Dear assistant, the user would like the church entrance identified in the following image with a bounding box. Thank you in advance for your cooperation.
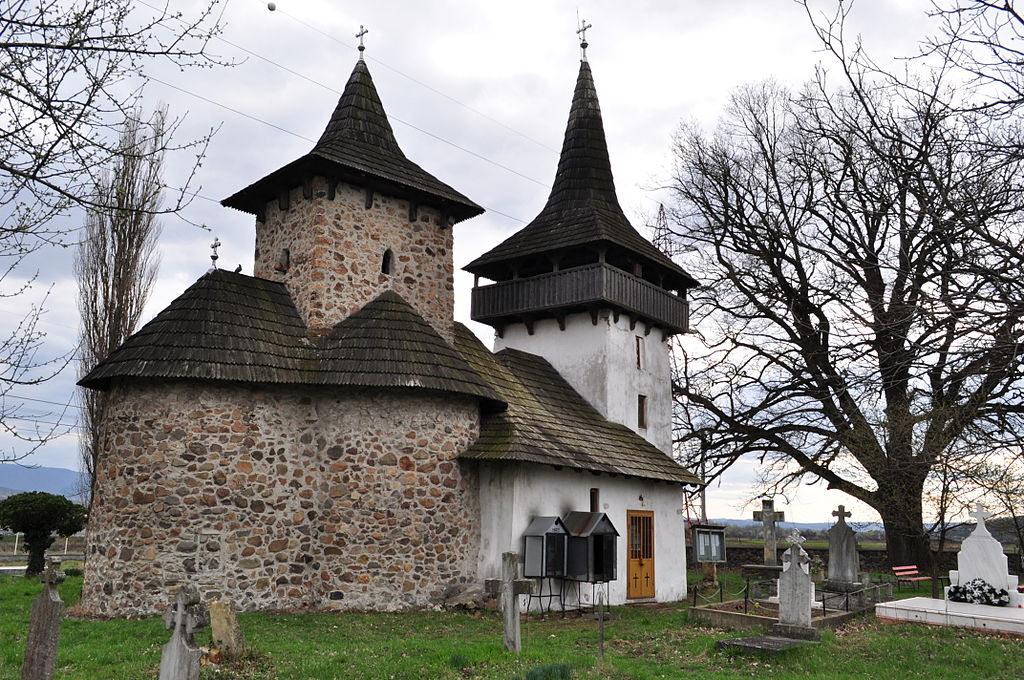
[626,510,654,599]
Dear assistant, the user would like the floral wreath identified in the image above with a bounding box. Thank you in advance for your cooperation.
[947,578,1010,607]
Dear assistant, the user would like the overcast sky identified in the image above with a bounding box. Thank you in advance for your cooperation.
[3,0,945,524]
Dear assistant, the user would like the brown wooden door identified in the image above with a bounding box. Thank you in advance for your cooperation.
[627,510,655,599]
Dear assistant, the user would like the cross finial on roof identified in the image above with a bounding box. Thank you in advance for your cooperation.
[577,18,592,62]
[356,25,368,59]
[210,237,221,269]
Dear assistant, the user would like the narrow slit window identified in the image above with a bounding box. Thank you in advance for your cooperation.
[637,395,647,429]
[635,336,644,370]
[276,248,290,272]
[381,248,393,275]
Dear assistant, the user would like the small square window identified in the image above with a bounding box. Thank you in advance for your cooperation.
[637,394,647,429]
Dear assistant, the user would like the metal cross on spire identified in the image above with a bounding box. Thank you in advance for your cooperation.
[356,25,368,59]
[210,237,221,269]
[577,18,592,62]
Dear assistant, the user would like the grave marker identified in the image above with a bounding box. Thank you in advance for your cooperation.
[771,530,820,640]
[484,552,536,653]
[20,559,65,680]
[752,498,784,566]
[159,586,206,680]
[209,599,246,661]
[826,505,861,586]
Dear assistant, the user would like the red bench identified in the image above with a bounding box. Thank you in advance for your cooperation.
[892,565,932,590]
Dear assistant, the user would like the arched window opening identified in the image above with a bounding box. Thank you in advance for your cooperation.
[381,248,394,275]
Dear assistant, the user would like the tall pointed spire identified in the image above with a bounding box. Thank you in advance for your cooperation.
[223,55,481,221]
[465,56,696,291]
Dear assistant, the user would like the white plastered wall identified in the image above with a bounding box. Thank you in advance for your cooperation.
[494,311,672,452]
[476,462,688,607]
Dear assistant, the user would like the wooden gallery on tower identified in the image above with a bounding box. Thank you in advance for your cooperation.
[77,36,704,617]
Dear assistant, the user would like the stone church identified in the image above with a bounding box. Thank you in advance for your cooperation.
[78,41,702,616]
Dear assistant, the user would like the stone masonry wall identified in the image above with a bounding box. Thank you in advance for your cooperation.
[80,380,481,617]
[253,176,456,342]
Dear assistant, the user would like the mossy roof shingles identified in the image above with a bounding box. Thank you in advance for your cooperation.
[222,58,482,222]
[464,61,696,289]
[454,324,702,486]
[80,270,503,409]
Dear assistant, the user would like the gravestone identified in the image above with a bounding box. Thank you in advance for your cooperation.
[947,503,1022,607]
[20,559,65,680]
[825,505,862,589]
[159,586,207,680]
[771,530,820,641]
[209,599,246,661]
[484,552,536,653]
[752,498,784,566]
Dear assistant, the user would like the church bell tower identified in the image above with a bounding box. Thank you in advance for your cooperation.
[464,37,697,452]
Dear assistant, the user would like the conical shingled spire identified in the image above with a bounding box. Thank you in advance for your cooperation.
[465,61,696,289]
[223,58,482,221]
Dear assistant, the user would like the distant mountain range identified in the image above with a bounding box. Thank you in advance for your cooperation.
[0,464,86,501]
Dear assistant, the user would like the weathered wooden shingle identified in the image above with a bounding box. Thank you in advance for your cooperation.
[464,61,696,290]
[454,324,702,486]
[222,59,482,222]
[79,270,504,410]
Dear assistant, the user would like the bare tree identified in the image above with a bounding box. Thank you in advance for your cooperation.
[75,110,165,505]
[0,1,229,461]
[665,4,1024,566]
[928,1,1024,113]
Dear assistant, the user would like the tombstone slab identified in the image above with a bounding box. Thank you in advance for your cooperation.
[825,505,862,590]
[21,560,65,680]
[770,531,820,641]
[159,586,207,680]
[752,499,784,566]
[209,600,246,661]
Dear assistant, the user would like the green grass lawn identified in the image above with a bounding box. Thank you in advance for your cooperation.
[1,573,1021,680]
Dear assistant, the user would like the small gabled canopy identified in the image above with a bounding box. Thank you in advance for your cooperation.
[563,511,619,538]
[222,58,482,223]
[465,60,697,289]
[79,270,504,411]
[454,324,703,486]
[523,516,569,537]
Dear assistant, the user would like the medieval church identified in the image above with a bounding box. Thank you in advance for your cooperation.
[78,36,703,616]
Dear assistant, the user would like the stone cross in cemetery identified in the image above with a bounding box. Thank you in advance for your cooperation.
[771,530,820,641]
[159,586,207,680]
[484,551,536,653]
[752,498,785,566]
[209,599,246,662]
[826,505,861,587]
[20,559,65,680]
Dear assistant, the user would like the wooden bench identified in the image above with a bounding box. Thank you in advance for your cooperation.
[892,565,931,590]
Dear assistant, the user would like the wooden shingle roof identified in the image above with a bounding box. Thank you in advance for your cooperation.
[79,270,504,409]
[222,58,483,222]
[454,324,702,486]
[464,61,697,289]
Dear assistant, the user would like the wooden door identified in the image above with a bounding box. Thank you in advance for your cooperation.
[627,510,655,599]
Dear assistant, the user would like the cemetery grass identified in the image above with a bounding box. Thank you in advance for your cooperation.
[2,575,1022,679]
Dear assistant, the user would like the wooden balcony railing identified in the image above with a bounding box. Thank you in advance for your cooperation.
[470,263,689,333]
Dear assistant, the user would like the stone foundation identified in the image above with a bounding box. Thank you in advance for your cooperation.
[81,381,481,617]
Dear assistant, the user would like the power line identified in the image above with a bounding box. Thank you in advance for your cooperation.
[6,394,82,411]
[146,76,532,223]
[266,3,560,155]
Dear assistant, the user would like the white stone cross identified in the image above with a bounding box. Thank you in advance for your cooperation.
[786,528,806,547]
[969,503,994,536]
